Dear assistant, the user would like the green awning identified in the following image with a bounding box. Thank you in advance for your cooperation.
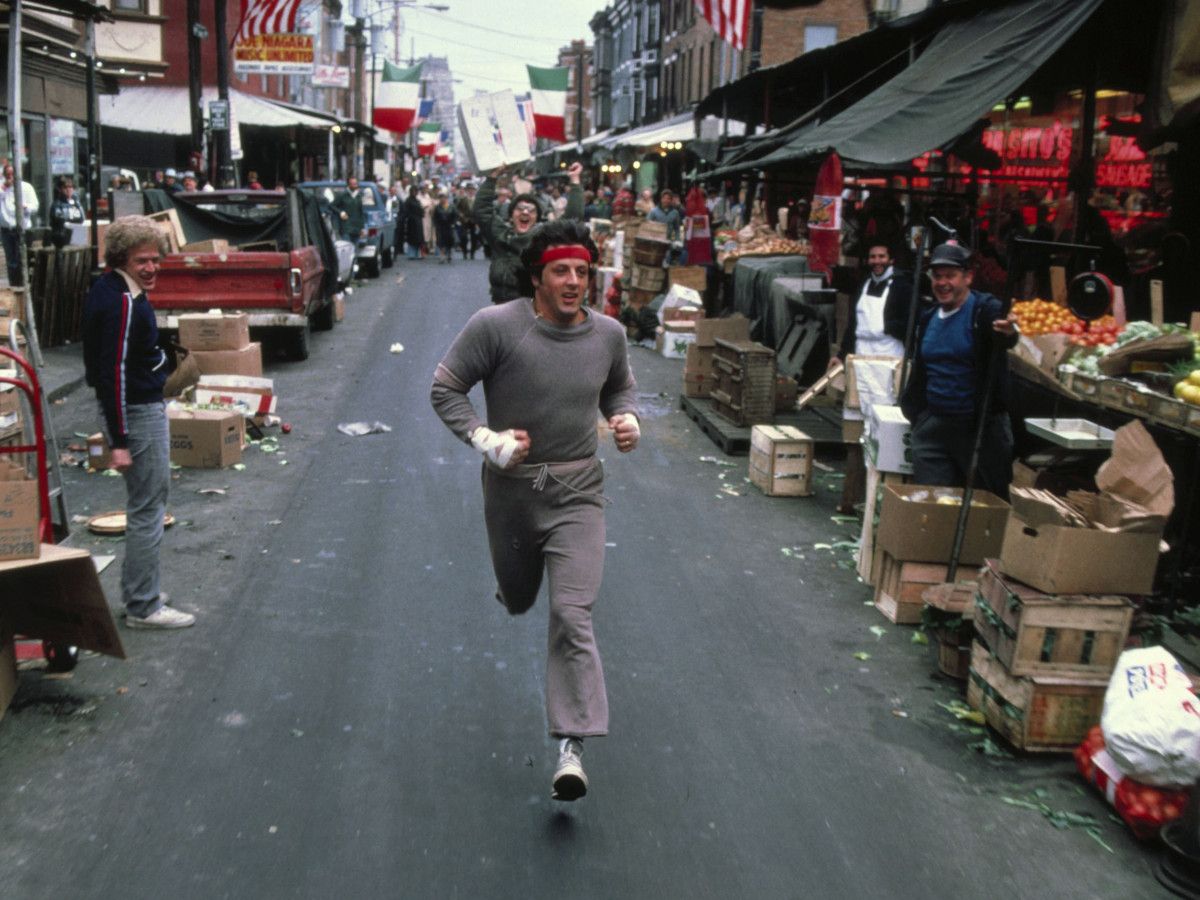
[712,0,1104,177]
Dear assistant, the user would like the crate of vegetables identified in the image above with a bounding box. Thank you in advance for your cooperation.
[1075,725,1191,840]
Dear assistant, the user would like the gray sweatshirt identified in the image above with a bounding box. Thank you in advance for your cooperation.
[431,299,639,464]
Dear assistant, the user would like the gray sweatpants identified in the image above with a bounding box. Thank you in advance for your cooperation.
[482,457,609,739]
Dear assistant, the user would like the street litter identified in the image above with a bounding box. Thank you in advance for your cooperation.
[197,488,227,496]
[338,421,392,436]
[870,626,887,640]
[390,343,405,354]
[699,456,736,467]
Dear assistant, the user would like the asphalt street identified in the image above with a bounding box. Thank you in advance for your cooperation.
[0,257,1173,899]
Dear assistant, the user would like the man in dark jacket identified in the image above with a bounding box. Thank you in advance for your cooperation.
[49,176,85,249]
[899,241,1020,499]
[474,162,583,303]
[82,216,194,630]
[403,186,425,259]
[332,176,366,241]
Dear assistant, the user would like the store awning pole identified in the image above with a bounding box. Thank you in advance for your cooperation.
[85,16,99,269]
[7,0,42,365]
[1074,33,1100,244]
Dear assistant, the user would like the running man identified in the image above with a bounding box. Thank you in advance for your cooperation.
[430,219,640,801]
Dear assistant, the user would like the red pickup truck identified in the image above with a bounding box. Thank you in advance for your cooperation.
[147,188,338,360]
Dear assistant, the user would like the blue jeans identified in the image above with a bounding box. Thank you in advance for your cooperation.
[116,402,170,617]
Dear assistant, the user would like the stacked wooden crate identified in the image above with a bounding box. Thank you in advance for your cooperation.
[966,559,1133,753]
[709,338,776,427]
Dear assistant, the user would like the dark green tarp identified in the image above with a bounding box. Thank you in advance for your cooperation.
[714,0,1104,176]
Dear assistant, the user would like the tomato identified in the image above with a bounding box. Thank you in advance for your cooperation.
[1163,802,1184,819]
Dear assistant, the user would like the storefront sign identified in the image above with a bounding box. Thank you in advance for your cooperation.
[233,34,314,75]
[312,65,350,88]
[1095,136,1152,189]
[980,122,1073,181]
[49,119,75,176]
[209,100,229,132]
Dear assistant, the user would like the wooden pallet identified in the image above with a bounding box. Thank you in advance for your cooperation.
[680,395,844,455]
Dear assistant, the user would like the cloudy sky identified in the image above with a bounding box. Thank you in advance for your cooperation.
[363,0,601,100]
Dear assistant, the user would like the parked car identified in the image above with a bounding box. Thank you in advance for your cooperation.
[297,180,395,278]
[145,187,338,360]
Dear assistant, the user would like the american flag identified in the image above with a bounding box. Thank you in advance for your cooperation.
[237,0,302,42]
[516,97,536,152]
[693,0,752,51]
[414,98,435,128]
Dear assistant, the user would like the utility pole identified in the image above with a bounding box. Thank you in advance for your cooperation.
[214,0,234,186]
[576,42,585,144]
[85,16,100,268]
[187,0,204,166]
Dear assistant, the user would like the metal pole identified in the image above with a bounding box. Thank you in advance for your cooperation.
[214,0,234,186]
[187,0,204,161]
[576,43,584,144]
[370,51,377,180]
[85,17,100,268]
[7,0,42,365]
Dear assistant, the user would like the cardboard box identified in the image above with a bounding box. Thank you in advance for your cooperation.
[638,220,668,241]
[669,265,707,293]
[875,484,1010,566]
[0,460,39,562]
[0,543,125,660]
[749,425,813,497]
[147,208,185,251]
[998,515,1160,595]
[179,239,232,255]
[842,418,864,444]
[695,314,750,348]
[656,321,697,359]
[0,383,18,418]
[178,313,251,351]
[168,408,244,468]
[0,287,17,318]
[966,640,1108,753]
[864,404,913,475]
[193,374,276,416]
[190,342,263,378]
[974,559,1132,679]
[86,432,111,471]
[683,344,718,398]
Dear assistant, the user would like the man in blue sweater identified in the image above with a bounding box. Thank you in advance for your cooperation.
[82,216,195,629]
[899,241,1020,499]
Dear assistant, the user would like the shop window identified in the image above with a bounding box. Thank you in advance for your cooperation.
[804,25,837,52]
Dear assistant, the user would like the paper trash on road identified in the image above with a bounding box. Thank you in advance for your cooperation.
[338,421,393,436]
[390,343,404,354]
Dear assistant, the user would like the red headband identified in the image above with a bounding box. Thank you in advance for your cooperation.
[538,245,593,266]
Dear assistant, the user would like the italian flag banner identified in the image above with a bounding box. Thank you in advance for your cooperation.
[417,121,440,157]
[373,61,423,133]
[527,65,569,143]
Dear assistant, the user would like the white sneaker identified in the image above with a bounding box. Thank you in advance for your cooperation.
[552,737,588,801]
[126,605,195,630]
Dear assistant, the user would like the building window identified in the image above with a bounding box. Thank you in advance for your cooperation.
[804,25,838,51]
[113,0,148,11]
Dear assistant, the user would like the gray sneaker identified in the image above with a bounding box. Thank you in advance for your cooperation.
[552,737,588,801]
[126,605,195,630]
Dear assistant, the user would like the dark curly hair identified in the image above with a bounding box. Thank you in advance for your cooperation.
[517,219,598,294]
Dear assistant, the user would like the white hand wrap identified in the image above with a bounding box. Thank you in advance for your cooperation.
[471,426,521,468]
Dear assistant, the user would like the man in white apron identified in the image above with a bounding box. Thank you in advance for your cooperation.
[833,243,914,512]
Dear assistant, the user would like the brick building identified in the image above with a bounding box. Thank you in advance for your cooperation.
[557,40,594,145]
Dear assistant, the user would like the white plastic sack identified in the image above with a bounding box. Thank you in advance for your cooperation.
[1101,646,1200,787]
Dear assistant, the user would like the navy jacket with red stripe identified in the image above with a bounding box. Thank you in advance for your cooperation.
[82,270,168,448]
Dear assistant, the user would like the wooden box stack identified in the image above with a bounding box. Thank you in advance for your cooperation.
[965,559,1132,753]
[709,338,776,427]
[748,425,813,497]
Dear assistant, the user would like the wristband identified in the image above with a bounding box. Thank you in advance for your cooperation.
[471,426,521,468]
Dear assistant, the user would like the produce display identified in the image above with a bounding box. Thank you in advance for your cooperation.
[716,224,811,265]
[1011,299,1121,344]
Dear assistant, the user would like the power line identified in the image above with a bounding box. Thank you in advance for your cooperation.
[405,27,561,63]
[407,8,580,45]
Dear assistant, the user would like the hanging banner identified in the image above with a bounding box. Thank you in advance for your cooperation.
[233,33,314,74]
